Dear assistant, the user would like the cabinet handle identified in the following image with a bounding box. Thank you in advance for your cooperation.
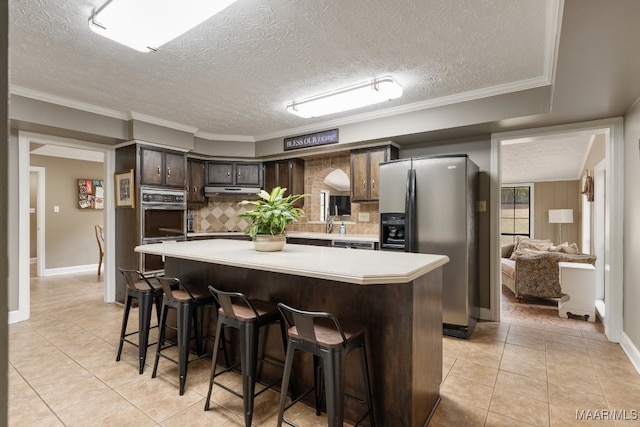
[362,180,366,190]
[371,180,375,190]
[157,166,161,175]
[227,170,231,177]
[167,167,171,179]
[193,186,197,193]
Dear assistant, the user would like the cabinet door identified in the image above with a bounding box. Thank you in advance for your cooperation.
[351,151,369,201]
[187,159,205,203]
[140,147,164,186]
[368,148,387,201]
[164,151,186,188]
[289,159,305,207]
[277,161,290,192]
[263,162,277,192]
[236,163,262,186]
[207,162,234,185]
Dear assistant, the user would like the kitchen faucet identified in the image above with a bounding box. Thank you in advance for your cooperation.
[326,215,333,234]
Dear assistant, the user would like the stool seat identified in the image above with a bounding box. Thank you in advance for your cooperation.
[277,303,375,427]
[217,299,279,321]
[116,268,164,374]
[288,317,361,348]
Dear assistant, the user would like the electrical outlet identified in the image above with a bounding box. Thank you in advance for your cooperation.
[476,201,486,212]
[358,212,370,222]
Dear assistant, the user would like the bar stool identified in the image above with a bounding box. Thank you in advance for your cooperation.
[151,277,218,395]
[116,268,164,374]
[204,286,292,427]
[276,303,375,427]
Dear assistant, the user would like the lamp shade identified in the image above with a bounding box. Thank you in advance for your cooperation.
[548,209,573,224]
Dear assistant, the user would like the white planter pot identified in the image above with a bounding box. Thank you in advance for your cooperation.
[253,234,286,252]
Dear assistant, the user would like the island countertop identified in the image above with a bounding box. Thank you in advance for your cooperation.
[135,239,448,285]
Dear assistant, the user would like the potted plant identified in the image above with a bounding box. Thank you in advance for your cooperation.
[238,186,307,251]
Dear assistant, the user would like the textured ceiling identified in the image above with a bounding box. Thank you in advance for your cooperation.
[501,134,596,183]
[8,0,552,141]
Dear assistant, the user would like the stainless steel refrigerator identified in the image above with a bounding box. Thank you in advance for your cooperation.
[379,154,479,338]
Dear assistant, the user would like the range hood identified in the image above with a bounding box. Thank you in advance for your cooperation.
[204,186,262,197]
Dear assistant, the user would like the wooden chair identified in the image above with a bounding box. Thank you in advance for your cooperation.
[95,224,104,276]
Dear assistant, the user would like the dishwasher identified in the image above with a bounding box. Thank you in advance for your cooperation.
[331,240,376,250]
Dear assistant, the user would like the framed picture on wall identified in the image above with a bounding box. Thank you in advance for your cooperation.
[78,179,104,209]
[115,169,135,208]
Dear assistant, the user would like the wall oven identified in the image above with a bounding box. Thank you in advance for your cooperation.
[139,187,187,274]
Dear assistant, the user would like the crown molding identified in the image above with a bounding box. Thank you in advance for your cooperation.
[194,131,255,143]
[128,111,199,134]
[10,85,128,120]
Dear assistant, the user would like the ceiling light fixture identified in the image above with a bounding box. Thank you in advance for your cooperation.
[286,76,403,118]
[89,0,238,52]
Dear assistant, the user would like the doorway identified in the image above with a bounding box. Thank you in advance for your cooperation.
[11,131,117,324]
[491,118,624,342]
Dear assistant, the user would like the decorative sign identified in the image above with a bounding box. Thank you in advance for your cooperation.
[284,129,339,151]
[78,179,104,209]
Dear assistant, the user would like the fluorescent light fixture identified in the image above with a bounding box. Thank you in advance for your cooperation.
[286,76,403,118]
[89,0,238,52]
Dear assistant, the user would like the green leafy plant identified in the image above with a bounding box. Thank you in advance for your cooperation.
[238,187,307,239]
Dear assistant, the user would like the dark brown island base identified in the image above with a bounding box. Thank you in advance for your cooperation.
[135,239,448,427]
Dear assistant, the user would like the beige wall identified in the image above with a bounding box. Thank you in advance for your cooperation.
[623,98,640,354]
[29,155,104,270]
[533,180,582,245]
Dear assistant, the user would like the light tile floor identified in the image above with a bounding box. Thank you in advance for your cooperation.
[8,271,640,426]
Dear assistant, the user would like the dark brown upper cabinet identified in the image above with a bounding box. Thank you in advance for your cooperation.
[139,146,186,188]
[206,161,262,187]
[350,145,399,202]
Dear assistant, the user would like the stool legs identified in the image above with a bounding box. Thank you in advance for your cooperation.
[277,339,297,427]
[277,341,375,427]
[323,351,346,427]
[115,293,133,363]
[176,303,194,396]
[204,319,225,411]
[360,344,375,427]
[136,291,155,374]
[239,323,259,427]
[116,291,160,374]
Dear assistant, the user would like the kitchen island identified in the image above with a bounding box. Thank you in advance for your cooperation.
[135,239,448,426]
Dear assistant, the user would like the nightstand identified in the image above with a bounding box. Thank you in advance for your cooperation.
[558,262,596,322]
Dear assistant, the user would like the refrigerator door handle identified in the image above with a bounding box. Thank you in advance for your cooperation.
[405,168,416,252]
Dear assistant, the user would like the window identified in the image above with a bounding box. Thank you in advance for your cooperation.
[501,186,531,246]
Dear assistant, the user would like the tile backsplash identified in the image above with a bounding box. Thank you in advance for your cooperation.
[190,198,251,232]
[190,152,381,236]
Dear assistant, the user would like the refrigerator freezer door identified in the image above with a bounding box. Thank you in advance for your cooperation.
[412,156,470,327]
[379,159,411,213]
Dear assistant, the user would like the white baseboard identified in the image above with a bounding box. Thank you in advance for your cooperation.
[620,331,640,375]
[43,264,98,276]
[8,309,29,324]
